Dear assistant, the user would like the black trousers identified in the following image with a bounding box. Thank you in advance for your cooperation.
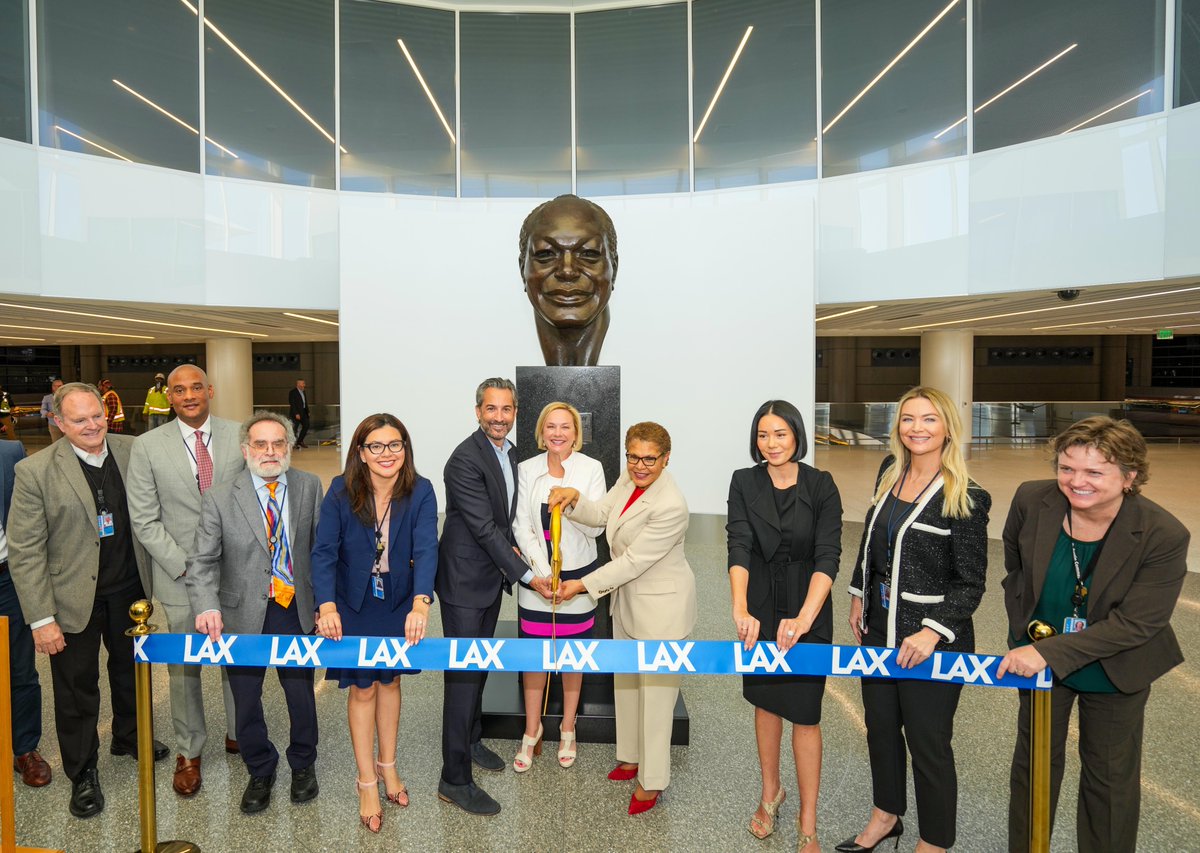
[439,593,501,786]
[294,415,310,446]
[860,624,963,849]
[1008,684,1149,853]
[227,601,317,778]
[48,581,143,782]
[0,570,41,756]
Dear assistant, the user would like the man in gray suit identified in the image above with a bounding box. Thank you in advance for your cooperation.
[127,364,244,797]
[8,382,166,820]
[185,411,323,815]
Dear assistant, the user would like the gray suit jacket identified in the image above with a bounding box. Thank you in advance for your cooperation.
[185,468,323,635]
[8,436,151,633]
[127,417,245,605]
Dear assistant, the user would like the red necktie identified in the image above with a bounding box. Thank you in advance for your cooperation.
[194,431,214,494]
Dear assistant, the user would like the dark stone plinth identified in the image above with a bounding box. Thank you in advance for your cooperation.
[514,365,622,489]
[479,619,690,746]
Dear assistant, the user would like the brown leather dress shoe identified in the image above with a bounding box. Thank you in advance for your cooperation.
[14,750,51,787]
[225,737,240,754]
[173,755,202,797]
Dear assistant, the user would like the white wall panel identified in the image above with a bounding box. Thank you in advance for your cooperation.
[339,185,817,515]
[0,140,40,295]
[1164,104,1200,278]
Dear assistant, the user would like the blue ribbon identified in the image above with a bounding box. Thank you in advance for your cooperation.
[134,634,1049,690]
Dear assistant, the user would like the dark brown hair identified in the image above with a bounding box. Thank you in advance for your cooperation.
[345,413,417,525]
[625,421,671,454]
[1050,416,1149,495]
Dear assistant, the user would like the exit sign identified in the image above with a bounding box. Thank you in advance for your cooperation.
[1157,329,1174,340]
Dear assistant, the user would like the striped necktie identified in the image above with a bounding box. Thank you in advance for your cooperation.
[265,482,294,608]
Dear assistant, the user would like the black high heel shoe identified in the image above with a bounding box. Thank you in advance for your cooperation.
[834,817,903,852]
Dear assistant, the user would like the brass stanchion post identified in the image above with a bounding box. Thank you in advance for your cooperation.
[1026,620,1055,853]
[125,601,199,853]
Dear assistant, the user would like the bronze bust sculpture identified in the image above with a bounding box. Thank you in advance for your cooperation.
[518,194,618,366]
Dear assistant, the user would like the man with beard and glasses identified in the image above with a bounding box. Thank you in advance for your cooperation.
[435,378,531,816]
[185,411,323,816]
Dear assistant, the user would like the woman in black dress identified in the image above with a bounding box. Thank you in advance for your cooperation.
[728,400,842,852]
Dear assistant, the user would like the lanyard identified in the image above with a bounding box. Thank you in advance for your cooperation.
[80,457,112,512]
[182,428,210,465]
[883,466,936,564]
[1064,507,1106,618]
[371,497,392,574]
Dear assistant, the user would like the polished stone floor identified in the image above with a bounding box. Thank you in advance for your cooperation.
[6,445,1198,852]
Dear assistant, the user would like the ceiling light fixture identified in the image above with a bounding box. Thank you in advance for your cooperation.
[179,0,347,153]
[899,285,1200,331]
[823,0,960,135]
[934,43,1077,140]
[0,323,153,340]
[817,305,879,322]
[53,125,132,162]
[1033,309,1200,330]
[693,25,754,143]
[283,311,340,327]
[1062,89,1153,134]
[0,301,270,338]
[396,38,456,145]
[112,79,238,158]
[0,335,46,342]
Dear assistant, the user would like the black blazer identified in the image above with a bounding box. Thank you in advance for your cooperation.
[727,463,842,641]
[435,429,528,607]
[288,388,308,419]
[1002,480,1188,693]
[849,458,991,652]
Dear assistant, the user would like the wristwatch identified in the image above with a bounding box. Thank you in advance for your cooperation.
[413,595,432,606]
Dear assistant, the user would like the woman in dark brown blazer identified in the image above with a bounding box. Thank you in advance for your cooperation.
[998,416,1189,853]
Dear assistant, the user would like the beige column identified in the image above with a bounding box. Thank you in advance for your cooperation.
[206,338,254,422]
[921,330,974,449]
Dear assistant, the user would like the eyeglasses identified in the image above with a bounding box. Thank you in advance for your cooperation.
[625,453,662,468]
[248,439,289,452]
[363,440,405,455]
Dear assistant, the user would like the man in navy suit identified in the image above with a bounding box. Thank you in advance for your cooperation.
[436,378,530,816]
[0,440,50,788]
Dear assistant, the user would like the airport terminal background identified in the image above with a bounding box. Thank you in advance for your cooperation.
[2,0,1200,849]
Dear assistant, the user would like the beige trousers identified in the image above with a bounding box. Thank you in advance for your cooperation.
[612,618,681,792]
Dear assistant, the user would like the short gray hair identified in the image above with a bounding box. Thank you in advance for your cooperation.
[53,382,103,418]
[239,410,296,447]
[475,377,517,408]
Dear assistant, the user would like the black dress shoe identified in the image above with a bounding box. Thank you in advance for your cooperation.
[69,768,105,819]
[290,765,319,803]
[470,741,504,772]
[835,817,904,852]
[240,772,276,814]
[110,738,170,762]
[437,780,501,816]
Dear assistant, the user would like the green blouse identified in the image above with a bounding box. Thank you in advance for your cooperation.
[1014,529,1116,693]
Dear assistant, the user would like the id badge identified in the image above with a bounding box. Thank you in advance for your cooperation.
[97,511,115,538]
[879,581,891,611]
[1063,616,1087,633]
[372,574,385,600]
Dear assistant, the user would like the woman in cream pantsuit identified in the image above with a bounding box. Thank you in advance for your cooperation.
[549,422,696,816]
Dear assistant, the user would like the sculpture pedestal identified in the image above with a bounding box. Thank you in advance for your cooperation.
[480,364,689,745]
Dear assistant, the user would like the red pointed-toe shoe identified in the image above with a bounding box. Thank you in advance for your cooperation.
[628,789,661,815]
[607,763,638,782]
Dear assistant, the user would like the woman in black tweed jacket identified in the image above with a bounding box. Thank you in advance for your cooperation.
[838,386,991,853]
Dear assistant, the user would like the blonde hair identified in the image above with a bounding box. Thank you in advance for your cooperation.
[873,386,975,519]
[535,401,584,452]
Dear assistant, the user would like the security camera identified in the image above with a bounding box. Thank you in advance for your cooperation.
[1056,289,1081,301]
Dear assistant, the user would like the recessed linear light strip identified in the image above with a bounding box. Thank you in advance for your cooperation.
[283,312,339,327]
[934,43,1077,140]
[0,323,153,340]
[179,0,346,154]
[397,38,456,145]
[1033,309,1200,331]
[1062,89,1153,134]
[817,305,878,322]
[112,79,238,158]
[0,336,46,342]
[899,285,1200,331]
[0,301,270,338]
[54,125,132,162]
[693,25,753,144]
[823,0,960,135]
